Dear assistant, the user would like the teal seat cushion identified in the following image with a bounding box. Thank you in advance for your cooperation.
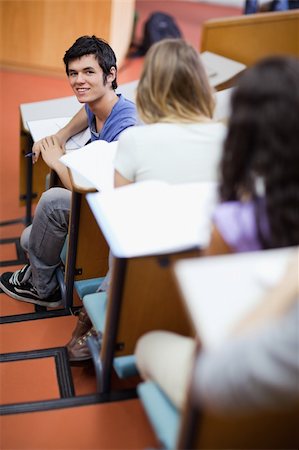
[83,291,107,333]
[113,355,138,378]
[60,236,103,300]
[137,381,180,450]
[74,277,104,300]
[83,292,139,378]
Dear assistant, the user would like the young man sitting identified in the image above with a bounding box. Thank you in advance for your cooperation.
[0,35,137,306]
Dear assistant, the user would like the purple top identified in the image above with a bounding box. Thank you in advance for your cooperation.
[212,200,270,252]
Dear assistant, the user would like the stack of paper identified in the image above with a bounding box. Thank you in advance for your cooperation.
[87,180,217,258]
[60,140,118,192]
[174,247,296,350]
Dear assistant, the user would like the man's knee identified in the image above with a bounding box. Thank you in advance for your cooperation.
[20,225,32,252]
[38,187,71,213]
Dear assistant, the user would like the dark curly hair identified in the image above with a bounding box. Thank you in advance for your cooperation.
[63,35,118,89]
[219,56,299,249]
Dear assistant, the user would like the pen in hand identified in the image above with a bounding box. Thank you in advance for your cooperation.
[25,152,36,158]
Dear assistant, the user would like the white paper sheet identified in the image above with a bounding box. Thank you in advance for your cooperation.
[201,51,246,88]
[60,140,118,192]
[174,247,297,350]
[27,117,91,150]
[87,181,217,258]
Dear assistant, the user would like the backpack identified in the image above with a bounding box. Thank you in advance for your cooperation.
[137,12,182,56]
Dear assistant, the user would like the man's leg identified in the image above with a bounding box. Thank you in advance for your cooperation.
[20,224,32,254]
[0,187,71,305]
[28,187,71,298]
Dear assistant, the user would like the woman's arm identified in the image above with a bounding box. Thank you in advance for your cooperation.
[114,169,133,188]
[113,127,137,188]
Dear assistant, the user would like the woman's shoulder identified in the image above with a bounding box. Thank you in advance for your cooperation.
[119,120,226,143]
[188,121,227,141]
[119,122,171,139]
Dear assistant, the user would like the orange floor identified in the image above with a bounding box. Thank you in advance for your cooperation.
[0,1,242,448]
[2,399,158,450]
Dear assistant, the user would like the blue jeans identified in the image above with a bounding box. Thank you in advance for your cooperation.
[20,187,71,298]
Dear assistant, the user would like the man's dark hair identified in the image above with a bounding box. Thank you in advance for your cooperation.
[63,35,118,89]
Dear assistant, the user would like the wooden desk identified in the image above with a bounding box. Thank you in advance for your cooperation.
[59,169,109,308]
[201,10,299,67]
[19,96,82,224]
[19,80,139,225]
[86,181,218,392]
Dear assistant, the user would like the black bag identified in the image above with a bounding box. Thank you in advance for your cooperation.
[136,12,182,56]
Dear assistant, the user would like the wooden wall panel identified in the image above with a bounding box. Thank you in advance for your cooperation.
[0,0,134,76]
[110,0,135,68]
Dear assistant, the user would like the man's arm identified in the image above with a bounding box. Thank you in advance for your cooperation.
[32,106,88,164]
[40,136,72,189]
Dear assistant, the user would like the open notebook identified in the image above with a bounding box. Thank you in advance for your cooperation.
[174,247,297,350]
[201,51,246,88]
[27,117,91,151]
[86,180,217,258]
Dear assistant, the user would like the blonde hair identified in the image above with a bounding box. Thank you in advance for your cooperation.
[136,39,215,124]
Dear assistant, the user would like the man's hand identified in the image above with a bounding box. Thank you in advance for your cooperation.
[40,135,65,170]
[32,133,66,164]
[31,107,87,164]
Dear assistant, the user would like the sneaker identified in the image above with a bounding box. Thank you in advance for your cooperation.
[0,264,62,307]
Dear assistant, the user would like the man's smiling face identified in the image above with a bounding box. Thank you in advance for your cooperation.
[68,54,114,104]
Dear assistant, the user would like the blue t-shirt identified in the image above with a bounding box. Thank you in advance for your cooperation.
[85,94,137,142]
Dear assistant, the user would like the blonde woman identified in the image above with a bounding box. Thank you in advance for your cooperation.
[67,39,227,362]
[114,38,226,187]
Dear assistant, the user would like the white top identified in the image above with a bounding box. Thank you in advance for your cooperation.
[114,122,226,184]
[195,301,299,412]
